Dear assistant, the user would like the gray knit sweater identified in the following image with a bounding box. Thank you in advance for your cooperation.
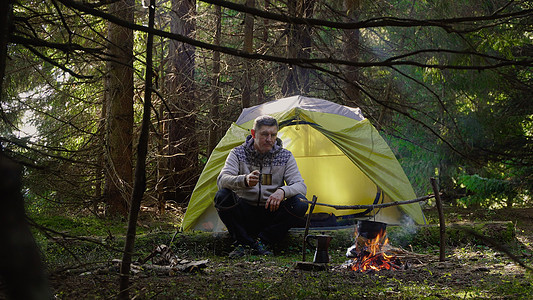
[217,135,307,207]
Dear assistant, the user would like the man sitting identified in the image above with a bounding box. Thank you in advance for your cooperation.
[214,115,309,258]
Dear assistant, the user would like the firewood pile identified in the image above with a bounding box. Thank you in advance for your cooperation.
[344,245,407,272]
[74,244,208,277]
[135,244,208,275]
[340,246,433,273]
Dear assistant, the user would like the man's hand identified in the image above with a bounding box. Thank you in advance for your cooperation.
[246,170,260,187]
[266,189,285,212]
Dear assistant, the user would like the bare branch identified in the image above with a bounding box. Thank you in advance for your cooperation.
[23,44,94,79]
[10,34,105,54]
[54,0,532,71]
[199,0,533,32]
[301,193,436,210]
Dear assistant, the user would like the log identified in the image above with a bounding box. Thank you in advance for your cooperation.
[412,222,515,247]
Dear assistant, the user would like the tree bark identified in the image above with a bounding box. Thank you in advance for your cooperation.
[281,0,298,96]
[94,97,106,215]
[241,0,254,108]
[282,0,315,96]
[298,0,314,94]
[164,0,198,204]
[343,0,361,106]
[207,4,222,157]
[256,0,270,104]
[0,0,14,97]
[117,0,155,298]
[104,0,134,217]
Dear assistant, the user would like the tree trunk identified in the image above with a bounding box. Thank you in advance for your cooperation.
[94,97,106,215]
[104,0,134,217]
[282,0,315,96]
[298,0,314,95]
[343,0,361,106]
[207,4,222,157]
[281,0,298,96]
[0,0,14,95]
[117,0,155,298]
[157,99,166,213]
[0,150,53,300]
[156,26,166,214]
[241,0,254,108]
[257,0,271,104]
[165,0,197,204]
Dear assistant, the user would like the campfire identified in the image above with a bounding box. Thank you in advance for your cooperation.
[345,220,404,272]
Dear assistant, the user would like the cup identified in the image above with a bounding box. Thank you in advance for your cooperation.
[260,173,272,185]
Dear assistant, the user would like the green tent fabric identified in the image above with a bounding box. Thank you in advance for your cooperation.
[182,95,425,232]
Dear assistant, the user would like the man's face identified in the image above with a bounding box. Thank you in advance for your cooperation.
[251,125,278,154]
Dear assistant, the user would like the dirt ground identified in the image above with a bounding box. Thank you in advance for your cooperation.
[48,254,531,299]
[8,207,533,299]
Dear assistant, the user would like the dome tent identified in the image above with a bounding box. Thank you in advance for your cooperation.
[182,95,425,232]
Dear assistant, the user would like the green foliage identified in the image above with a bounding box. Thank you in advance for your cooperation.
[31,214,125,237]
[386,133,441,196]
[457,173,518,208]
[380,0,533,208]
[4,0,533,220]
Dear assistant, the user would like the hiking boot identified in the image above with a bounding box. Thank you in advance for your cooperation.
[253,240,273,256]
[229,245,247,258]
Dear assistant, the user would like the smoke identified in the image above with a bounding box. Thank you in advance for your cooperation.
[388,215,418,248]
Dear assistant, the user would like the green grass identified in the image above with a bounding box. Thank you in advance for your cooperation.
[115,254,533,300]
[24,206,533,299]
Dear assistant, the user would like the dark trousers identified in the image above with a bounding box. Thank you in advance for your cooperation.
[214,188,309,246]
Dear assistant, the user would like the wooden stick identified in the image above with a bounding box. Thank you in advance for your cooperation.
[301,193,435,210]
[302,195,317,262]
[430,177,446,262]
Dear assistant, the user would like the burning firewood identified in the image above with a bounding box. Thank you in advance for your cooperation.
[345,220,407,272]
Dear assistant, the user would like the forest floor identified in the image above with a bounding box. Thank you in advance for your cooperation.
[11,206,533,299]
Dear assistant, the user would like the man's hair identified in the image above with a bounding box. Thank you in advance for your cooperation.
[253,115,278,131]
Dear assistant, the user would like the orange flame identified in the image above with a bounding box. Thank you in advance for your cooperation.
[350,229,400,272]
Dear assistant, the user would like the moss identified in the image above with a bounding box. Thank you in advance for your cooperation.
[411,221,515,247]
[33,215,518,269]
[160,221,517,258]
[31,214,126,236]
